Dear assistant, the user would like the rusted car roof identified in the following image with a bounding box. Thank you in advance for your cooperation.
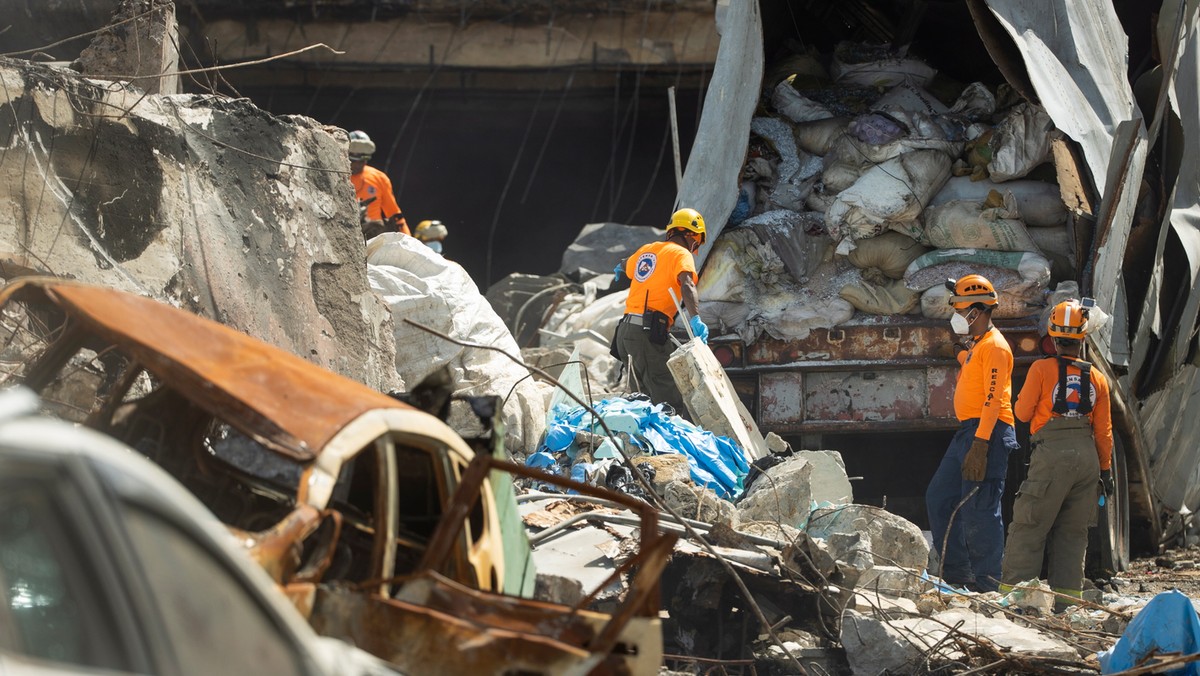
[0,279,407,462]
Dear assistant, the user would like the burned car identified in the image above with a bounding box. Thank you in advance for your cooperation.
[0,278,673,675]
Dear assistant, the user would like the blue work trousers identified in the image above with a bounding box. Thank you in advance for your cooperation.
[926,418,1017,591]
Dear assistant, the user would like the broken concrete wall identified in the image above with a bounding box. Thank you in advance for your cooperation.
[0,58,400,391]
[76,0,181,95]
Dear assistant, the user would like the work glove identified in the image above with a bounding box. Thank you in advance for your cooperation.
[961,437,989,482]
[613,261,625,283]
[1100,469,1114,497]
[688,315,709,344]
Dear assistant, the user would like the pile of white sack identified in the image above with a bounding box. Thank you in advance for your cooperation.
[700,42,1076,343]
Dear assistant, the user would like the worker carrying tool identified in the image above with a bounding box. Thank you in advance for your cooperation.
[348,130,410,238]
[926,274,1019,592]
[414,219,448,255]
[1000,298,1113,610]
[612,208,709,418]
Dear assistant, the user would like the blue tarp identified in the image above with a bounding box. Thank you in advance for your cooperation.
[1098,590,1200,675]
[534,397,750,499]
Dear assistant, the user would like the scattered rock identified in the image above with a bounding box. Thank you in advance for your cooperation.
[736,456,814,529]
[632,454,692,494]
[534,573,585,606]
[664,480,738,524]
[856,565,931,600]
[807,504,930,571]
[841,609,927,674]
[764,432,790,454]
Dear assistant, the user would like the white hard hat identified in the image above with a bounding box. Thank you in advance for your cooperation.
[348,130,375,159]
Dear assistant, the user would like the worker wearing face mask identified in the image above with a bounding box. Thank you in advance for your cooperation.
[926,275,1019,592]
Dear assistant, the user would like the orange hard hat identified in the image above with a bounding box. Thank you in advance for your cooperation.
[1048,299,1089,339]
[945,275,999,310]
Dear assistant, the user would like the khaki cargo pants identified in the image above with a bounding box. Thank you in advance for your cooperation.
[1000,416,1099,603]
[614,319,688,418]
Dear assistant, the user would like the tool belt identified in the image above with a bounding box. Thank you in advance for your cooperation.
[621,311,671,345]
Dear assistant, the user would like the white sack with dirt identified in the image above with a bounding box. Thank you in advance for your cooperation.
[922,193,1042,253]
[826,149,952,248]
[367,234,546,456]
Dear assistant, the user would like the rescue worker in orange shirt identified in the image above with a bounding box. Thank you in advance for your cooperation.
[348,130,410,238]
[1000,298,1113,610]
[926,275,1019,592]
[613,208,709,418]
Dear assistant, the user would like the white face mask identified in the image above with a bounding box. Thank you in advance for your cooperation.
[950,311,971,335]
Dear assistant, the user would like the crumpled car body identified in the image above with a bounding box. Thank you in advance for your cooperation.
[0,278,672,675]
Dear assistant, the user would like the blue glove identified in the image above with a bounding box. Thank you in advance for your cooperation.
[689,315,709,344]
[613,261,625,283]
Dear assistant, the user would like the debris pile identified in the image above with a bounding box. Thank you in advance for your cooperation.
[522,440,1172,673]
[699,42,1083,342]
[529,396,751,499]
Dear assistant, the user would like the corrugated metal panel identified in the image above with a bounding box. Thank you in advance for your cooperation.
[1131,2,1200,513]
[676,0,763,269]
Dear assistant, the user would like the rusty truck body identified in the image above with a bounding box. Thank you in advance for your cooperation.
[0,278,671,675]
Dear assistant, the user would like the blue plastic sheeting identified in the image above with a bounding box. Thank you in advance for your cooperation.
[1098,590,1200,675]
[533,397,750,499]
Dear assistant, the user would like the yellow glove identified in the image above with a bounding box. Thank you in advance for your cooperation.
[962,438,989,482]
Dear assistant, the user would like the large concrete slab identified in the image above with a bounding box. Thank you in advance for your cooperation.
[667,338,768,460]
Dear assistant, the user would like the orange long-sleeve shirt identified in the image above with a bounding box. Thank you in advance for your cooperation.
[351,165,408,232]
[954,326,1015,441]
[1014,356,1113,470]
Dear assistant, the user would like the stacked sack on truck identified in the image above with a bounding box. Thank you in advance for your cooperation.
[700,42,1071,338]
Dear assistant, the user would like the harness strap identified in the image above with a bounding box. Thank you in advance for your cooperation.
[1052,356,1093,415]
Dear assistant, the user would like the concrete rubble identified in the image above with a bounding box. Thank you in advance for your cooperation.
[518,440,1160,673]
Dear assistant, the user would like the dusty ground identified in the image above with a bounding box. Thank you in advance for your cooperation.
[1113,545,1200,598]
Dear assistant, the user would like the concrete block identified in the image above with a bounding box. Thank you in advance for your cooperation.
[807,504,929,571]
[922,608,1078,660]
[736,456,813,530]
[795,450,853,504]
[844,606,1079,674]
[664,480,737,524]
[765,432,790,454]
[841,610,927,675]
[851,590,921,619]
[667,340,767,460]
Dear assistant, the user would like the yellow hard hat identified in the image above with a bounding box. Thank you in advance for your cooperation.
[945,274,999,310]
[1048,299,1089,339]
[414,220,447,241]
[668,208,706,244]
